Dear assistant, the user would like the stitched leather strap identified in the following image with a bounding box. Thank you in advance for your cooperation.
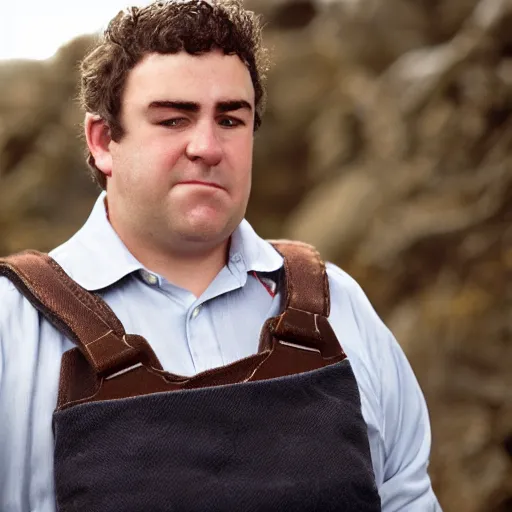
[0,240,336,377]
[268,240,330,316]
[1,243,345,407]
[267,241,340,357]
[0,250,162,375]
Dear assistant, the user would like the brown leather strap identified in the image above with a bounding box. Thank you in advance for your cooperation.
[269,240,330,316]
[267,241,339,357]
[0,250,162,375]
[0,241,334,382]
[57,239,344,408]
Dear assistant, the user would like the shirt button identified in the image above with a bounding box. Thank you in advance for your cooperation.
[192,306,202,319]
[140,270,158,286]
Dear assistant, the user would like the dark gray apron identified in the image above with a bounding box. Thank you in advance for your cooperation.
[0,243,381,512]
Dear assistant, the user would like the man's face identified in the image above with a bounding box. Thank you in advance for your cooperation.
[105,50,255,254]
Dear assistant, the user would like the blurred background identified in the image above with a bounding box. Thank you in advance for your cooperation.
[1,0,511,509]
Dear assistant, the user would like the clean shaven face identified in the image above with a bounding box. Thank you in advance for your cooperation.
[105,49,255,255]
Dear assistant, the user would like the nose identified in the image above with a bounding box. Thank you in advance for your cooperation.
[185,121,223,167]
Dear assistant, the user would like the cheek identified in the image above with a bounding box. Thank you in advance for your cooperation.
[126,138,184,182]
[140,137,180,169]
[229,136,253,180]
[152,136,184,163]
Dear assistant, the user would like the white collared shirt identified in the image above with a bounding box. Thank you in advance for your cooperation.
[0,193,441,511]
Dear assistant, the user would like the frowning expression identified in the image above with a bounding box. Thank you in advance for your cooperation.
[104,49,255,252]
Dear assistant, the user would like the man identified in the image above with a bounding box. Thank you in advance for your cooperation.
[0,1,441,510]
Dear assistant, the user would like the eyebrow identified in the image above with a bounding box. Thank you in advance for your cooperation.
[147,100,253,114]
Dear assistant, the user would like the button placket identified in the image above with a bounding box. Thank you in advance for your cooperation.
[187,302,221,373]
[140,270,158,286]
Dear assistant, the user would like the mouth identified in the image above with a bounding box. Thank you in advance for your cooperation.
[176,180,225,190]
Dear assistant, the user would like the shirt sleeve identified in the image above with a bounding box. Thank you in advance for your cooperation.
[0,277,43,508]
[0,301,3,393]
[326,264,442,511]
[377,325,442,511]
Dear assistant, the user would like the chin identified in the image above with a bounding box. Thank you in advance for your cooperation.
[179,211,241,244]
[178,218,229,243]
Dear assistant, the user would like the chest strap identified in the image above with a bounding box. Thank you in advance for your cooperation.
[0,241,345,408]
[268,241,340,358]
[0,250,162,375]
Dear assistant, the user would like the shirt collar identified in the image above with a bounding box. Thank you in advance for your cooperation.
[50,192,283,291]
[228,218,283,274]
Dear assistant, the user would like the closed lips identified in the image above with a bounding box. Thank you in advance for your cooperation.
[178,181,224,190]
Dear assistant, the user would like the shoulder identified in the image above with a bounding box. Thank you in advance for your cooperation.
[325,261,391,343]
[0,276,42,389]
[0,275,32,313]
[0,276,40,336]
[323,262,400,408]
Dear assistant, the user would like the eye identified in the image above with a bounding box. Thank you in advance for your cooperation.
[218,117,244,128]
[159,118,188,128]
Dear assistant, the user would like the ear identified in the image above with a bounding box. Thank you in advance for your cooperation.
[84,113,113,177]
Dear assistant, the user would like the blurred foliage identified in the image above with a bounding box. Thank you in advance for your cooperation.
[1,1,512,510]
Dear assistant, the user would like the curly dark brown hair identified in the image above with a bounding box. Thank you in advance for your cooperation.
[79,0,271,189]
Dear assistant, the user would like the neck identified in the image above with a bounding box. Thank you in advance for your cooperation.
[131,240,229,298]
[105,200,229,298]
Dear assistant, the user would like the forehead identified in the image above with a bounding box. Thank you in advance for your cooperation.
[123,50,255,109]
